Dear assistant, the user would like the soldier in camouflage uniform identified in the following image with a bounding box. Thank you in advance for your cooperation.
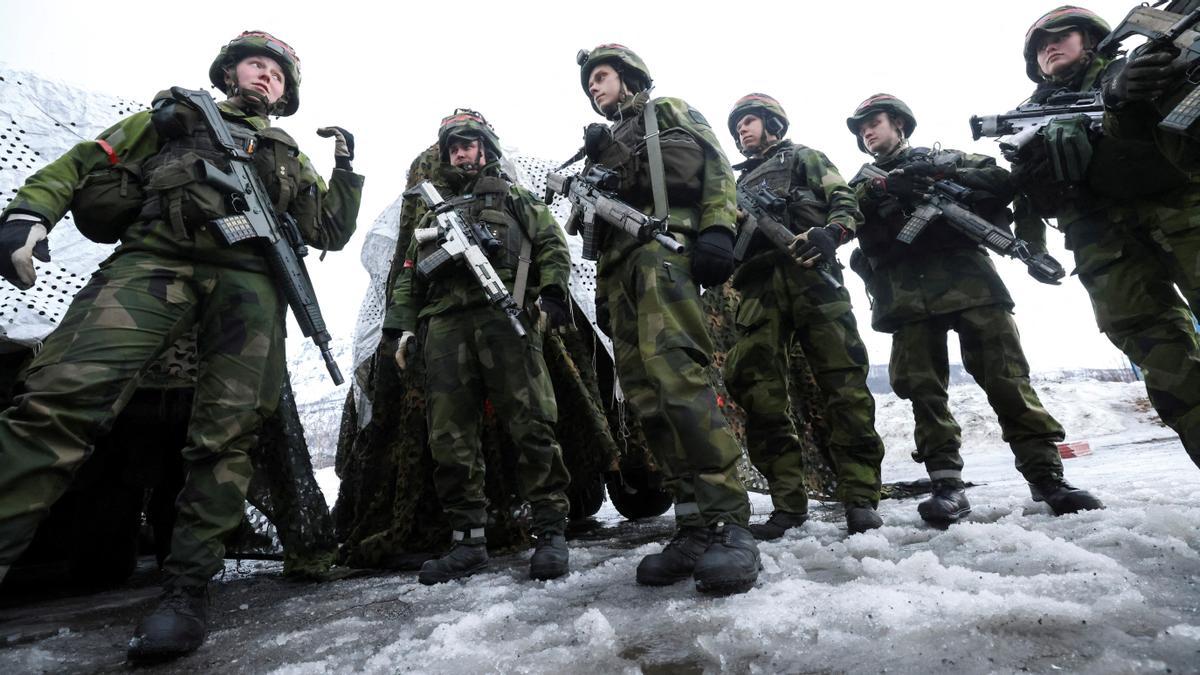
[1015,7,1200,469]
[0,32,362,660]
[573,44,759,594]
[383,110,573,584]
[721,94,886,538]
[846,93,1102,525]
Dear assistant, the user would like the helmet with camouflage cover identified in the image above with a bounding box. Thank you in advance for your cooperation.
[437,108,502,161]
[846,93,917,153]
[577,44,653,114]
[1023,6,1111,82]
[727,93,789,152]
[209,30,302,116]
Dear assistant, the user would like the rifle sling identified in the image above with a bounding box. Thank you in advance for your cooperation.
[643,100,669,221]
[512,232,534,307]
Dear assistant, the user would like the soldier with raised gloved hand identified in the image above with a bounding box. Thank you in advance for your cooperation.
[0,31,362,662]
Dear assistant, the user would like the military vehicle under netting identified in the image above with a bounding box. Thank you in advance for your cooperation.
[331,144,840,566]
[0,66,336,593]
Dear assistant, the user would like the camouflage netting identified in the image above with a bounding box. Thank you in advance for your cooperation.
[332,143,840,568]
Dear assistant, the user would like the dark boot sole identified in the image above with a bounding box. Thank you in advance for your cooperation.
[695,575,757,595]
[918,505,971,527]
[529,563,569,581]
[127,641,204,663]
[748,526,786,541]
[418,561,489,585]
[1034,496,1105,515]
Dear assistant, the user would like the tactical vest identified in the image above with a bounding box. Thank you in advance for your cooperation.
[855,148,993,267]
[416,174,533,298]
[735,142,825,258]
[139,92,303,238]
[592,98,706,212]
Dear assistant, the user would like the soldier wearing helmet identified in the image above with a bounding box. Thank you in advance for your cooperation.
[846,92,1102,525]
[0,31,363,660]
[721,93,888,539]
[384,110,573,586]
[572,44,760,595]
[1011,6,1200,470]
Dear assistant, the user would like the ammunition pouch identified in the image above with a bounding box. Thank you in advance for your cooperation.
[70,161,145,244]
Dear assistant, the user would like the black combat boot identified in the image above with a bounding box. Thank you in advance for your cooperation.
[1030,478,1104,515]
[918,482,972,527]
[127,585,209,662]
[748,510,808,541]
[693,523,760,595]
[846,503,883,534]
[636,526,711,586]
[529,533,569,580]
[419,542,489,585]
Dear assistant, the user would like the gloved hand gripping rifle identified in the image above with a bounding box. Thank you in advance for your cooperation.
[734,182,842,289]
[170,87,344,385]
[859,161,1066,284]
[407,180,527,337]
[544,165,684,261]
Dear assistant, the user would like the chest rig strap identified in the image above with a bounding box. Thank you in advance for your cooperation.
[643,100,669,221]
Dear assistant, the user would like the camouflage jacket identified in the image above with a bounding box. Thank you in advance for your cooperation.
[1013,56,1194,262]
[731,139,862,285]
[579,92,738,277]
[1,93,363,274]
[852,146,1015,333]
[384,162,570,335]
[1102,60,1200,176]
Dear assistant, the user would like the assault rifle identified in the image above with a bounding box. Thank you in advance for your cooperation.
[1096,0,1200,136]
[969,89,1105,162]
[734,182,842,289]
[170,87,344,385]
[858,162,1066,284]
[408,180,527,337]
[544,165,684,261]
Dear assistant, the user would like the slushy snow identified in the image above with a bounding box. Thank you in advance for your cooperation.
[5,379,1198,673]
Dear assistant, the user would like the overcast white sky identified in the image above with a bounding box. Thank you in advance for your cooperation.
[0,0,1152,371]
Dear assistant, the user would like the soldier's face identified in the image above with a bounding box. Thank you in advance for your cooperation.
[234,55,286,104]
[448,139,485,172]
[588,64,624,112]
[736,114,771,153]
[858,112,901,155]
[1036,30,1085,78]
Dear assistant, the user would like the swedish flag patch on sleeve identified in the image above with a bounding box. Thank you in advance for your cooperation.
[687,107,710,127]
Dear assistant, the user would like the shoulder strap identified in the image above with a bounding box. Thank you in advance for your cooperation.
[643,100,669,220]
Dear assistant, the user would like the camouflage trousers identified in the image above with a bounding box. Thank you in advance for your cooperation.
[0,251,284,588]
[421,307,570,538]
[600,243,750,529]
[724,260,885,510]
[1066,206,1200,468]
[890,304,1065,485]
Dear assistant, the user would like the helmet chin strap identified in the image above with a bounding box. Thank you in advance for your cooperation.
[223,68,282,116]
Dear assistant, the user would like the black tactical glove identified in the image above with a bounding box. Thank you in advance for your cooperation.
[0,213,50,290]
[1010,139,1052,190]
[691,228,735,287]
[882,166,935,200]
[317,126,356,171]
[583,123,613,162]
[790,224,847,267]
[536,293,571,332]
[1104,50,1182,106]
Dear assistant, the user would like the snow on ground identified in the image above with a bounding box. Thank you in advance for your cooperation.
[4,380,1199,673]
